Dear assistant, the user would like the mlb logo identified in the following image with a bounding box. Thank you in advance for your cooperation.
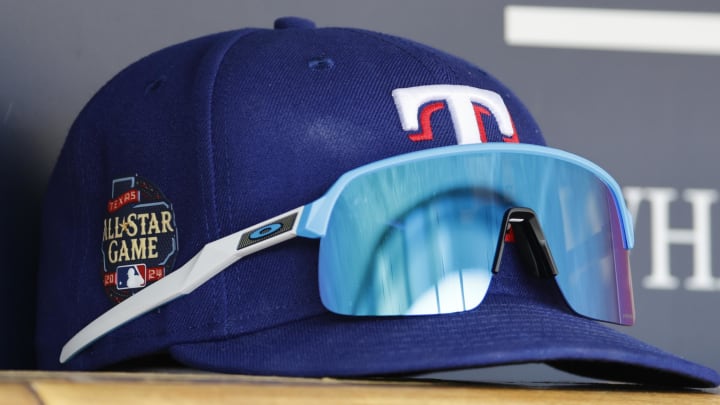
[116,264,147,290]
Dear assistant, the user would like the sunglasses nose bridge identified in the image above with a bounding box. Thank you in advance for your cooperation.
[492,207,559,279]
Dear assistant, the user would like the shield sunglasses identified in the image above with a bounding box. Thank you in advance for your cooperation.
[61,143,635,363]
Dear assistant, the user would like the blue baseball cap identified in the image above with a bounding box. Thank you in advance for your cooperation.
[36,17,719,387]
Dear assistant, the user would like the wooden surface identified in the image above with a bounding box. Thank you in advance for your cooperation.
[1,370,718,404]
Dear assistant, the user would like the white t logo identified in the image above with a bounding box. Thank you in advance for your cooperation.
[392,85,515,145]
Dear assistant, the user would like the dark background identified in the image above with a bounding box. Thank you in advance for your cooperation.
[3,0,719,381]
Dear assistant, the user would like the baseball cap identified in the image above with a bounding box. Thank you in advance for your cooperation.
[36,17,719,387]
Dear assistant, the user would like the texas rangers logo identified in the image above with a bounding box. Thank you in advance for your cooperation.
[392,85,519,144]
[101,175,178,304]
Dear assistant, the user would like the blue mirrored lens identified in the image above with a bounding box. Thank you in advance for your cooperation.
[317,147,633,324]
[533,161,634,325]
[358,190,500,315]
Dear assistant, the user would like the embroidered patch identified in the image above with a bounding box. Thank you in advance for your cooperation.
[101,175,178,304]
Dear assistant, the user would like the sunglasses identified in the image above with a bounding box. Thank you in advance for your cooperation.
[61,143,635,363]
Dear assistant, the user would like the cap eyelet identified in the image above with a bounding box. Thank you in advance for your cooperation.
[144,76,166,95]
[308,57,335,71]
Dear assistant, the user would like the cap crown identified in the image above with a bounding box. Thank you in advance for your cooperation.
[37,20,544,369]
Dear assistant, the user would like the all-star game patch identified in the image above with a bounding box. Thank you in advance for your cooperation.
[102,175,178,304]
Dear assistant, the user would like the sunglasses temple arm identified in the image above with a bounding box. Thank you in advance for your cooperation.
[60,207,306,364]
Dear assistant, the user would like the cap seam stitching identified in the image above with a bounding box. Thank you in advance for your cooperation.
[205,29,263,339]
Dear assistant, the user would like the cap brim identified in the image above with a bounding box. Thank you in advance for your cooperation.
[165,257,719,388]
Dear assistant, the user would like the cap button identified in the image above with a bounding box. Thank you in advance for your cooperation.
[274,17,316,30]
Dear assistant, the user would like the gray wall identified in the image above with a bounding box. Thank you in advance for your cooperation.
[2,0,719,380]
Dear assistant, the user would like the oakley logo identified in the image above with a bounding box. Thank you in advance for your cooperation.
[392,85,518,145]
[250,224,283,240]
[237,212,298,250]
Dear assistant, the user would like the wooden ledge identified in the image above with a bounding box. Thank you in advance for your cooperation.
[0,370,718,404]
